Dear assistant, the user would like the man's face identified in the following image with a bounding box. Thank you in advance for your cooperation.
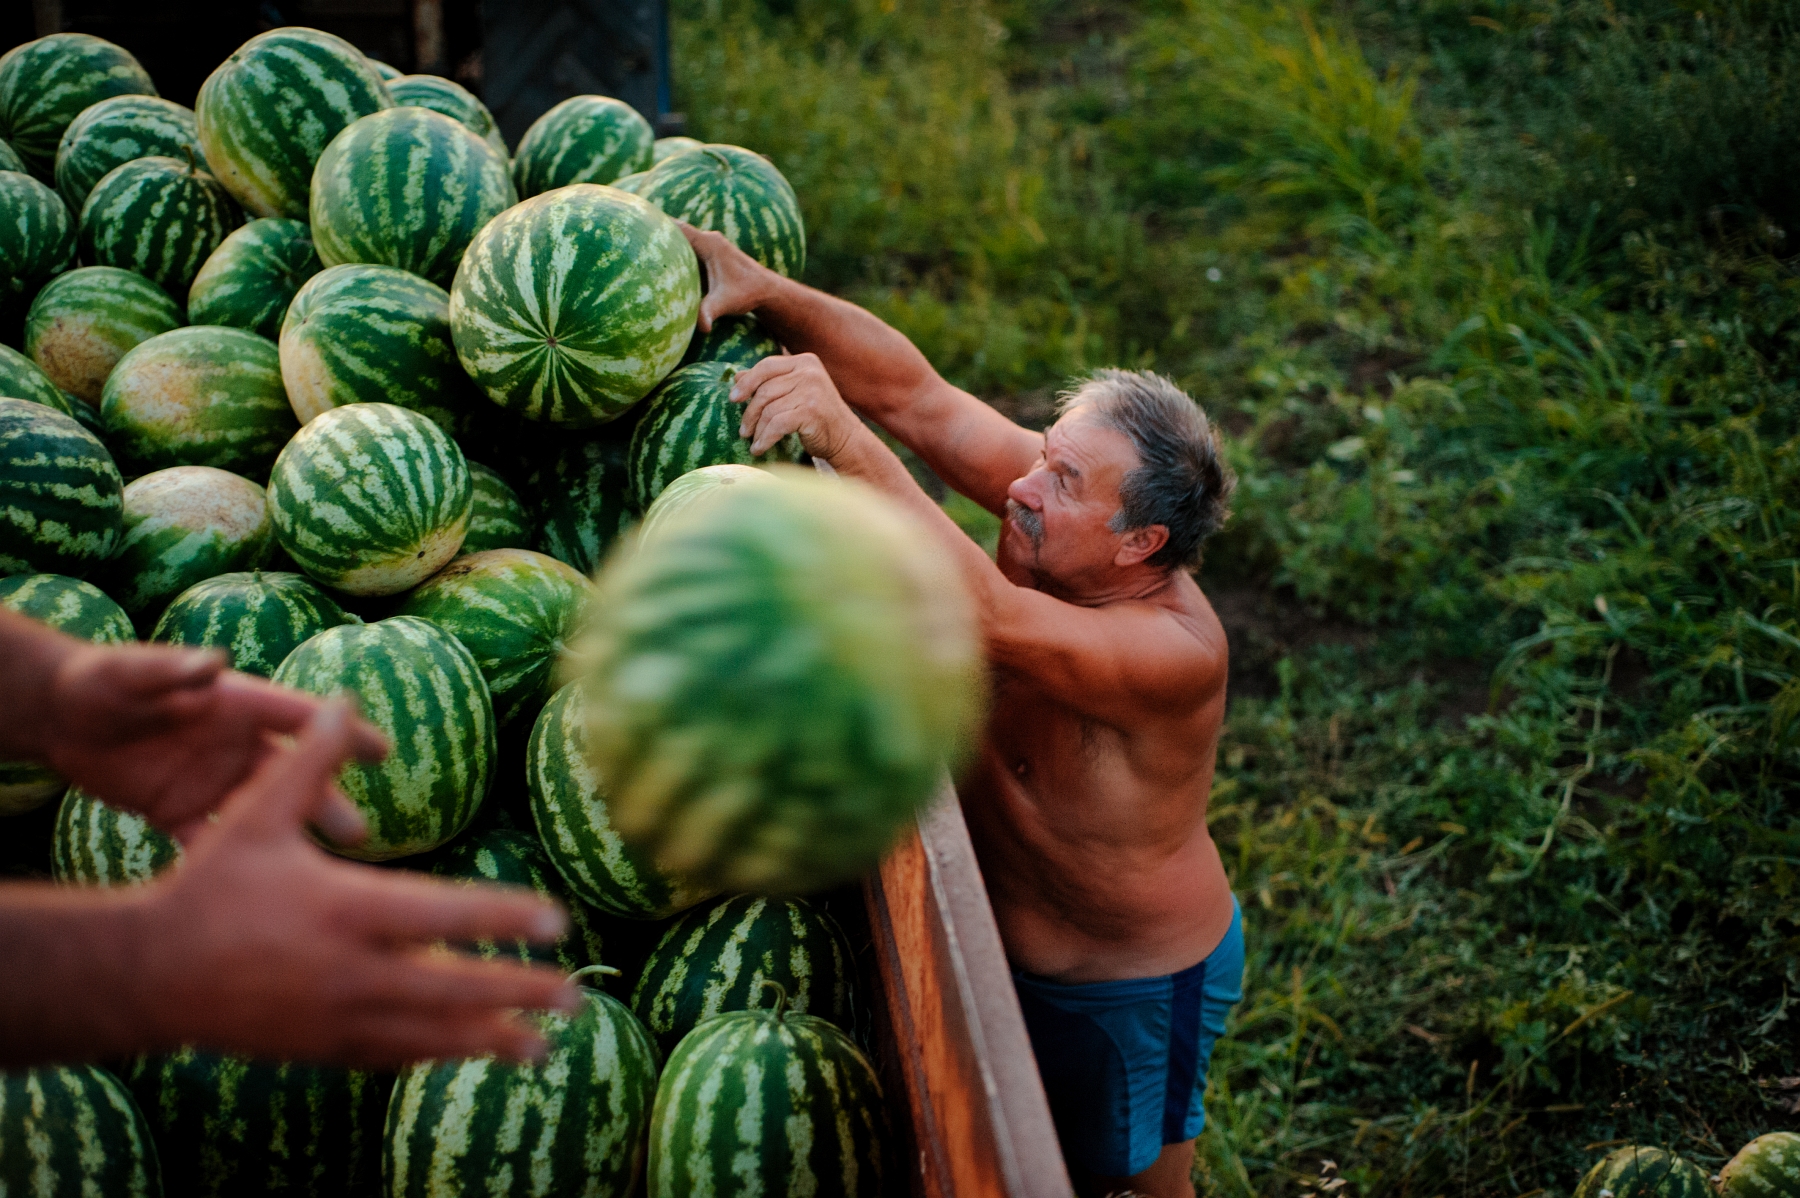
[999,410,1140,596]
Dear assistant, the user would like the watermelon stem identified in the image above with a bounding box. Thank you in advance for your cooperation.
[568,964,621,990]
[756,978,790,1021]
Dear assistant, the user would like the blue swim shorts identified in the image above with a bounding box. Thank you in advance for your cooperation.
[1011,897,1244,1179]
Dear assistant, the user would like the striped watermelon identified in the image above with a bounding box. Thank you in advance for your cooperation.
[152,570,355,677]
[0,341,77,417]
[267,402,472,595]
[51,786,179,884]
[511,94,654,198]
[628,360,803,510]
[310,107,515,290]
[631,895,855,1057]
[1575,1147,1715,1198]
[681,312,783,369]
[383,970,660,1198]
[196,27,392,220]
[646,988,887,1198]
[0,575,132,813]
[610,169,651,196]
[54,95,203,212]
[638,464,774,544]
[386,74,509,159]
[279,263,483,436]
[187,217,321,339]
[272,616,493,860]
[638,144,805,277]
[101,326,296,480]
[78,154,242,298]
[1721,1133,1800,1197]
[423,825,614,972]
[0,397,123,577]
[461,461,531,553]
[0,34,157,178]
[448,184,700,427]
[367,59,404,82]
[525,429,635,574]
[0,171,75,317]
[585,471,982,894]
[395,548,592,726]
[0,139,24,174]
[652,136,702,164]
[24,265,184,405]
[100,466,273,628]
[0,571,132,643]
[528,679,717,919]
[124,1050,389,1198]
[0,1064,162,1197]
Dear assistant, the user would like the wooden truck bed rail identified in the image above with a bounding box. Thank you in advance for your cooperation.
[864,785,1075,1198]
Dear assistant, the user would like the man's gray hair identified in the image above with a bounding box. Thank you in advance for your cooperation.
[1057,368,1235,571]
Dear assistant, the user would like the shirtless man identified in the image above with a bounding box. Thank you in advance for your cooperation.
[684,225,1242,1198]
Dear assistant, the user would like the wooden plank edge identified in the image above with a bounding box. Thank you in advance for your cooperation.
[914,785,1074,1198]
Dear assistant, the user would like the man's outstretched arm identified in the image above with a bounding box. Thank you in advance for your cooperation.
[682,223,1039,514]
[731,355,1225,729]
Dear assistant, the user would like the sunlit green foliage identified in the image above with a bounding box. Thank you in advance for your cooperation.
[674,2,1799,1193]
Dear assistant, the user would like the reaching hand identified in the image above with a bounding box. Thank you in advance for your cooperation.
[678,220,781,333]
[730,352,868,462]
[35,640,386,844]
[129,701,577,1067]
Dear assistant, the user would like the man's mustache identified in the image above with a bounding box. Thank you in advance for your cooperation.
[1005,500,1044,547]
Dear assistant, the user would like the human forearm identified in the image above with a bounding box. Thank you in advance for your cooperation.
[0,883,160,1067]
[752,277,943,418]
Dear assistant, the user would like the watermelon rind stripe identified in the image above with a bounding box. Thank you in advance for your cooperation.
[395,547,591,727]
[420,825,613,972]
[99,466,273,628]
[0,171,76,305]
[0,1064,163,1197]
[386,74,508,160]
[309,107,515,290]
[448,185,700,427]
[195,27,391,220]
[280,263,483,437]
[266,402,472,595]
[646,1008,887,1198]
[0,396,123,579]
[637,143,806,277]
[54,94,203,212]
[125,1048,389,1198]
[24,265,185,405]
[383,985,659,1198]
[100,325,296,481]
[51,786,181,885]
[271,615,493,861]
[152,569,356,677]
[0,33,158,177]
[0,340,77,415]
[79,154,243,298]
[1719,1131,1800,1197]
[461,461,532,554]
[511,94,654,198]
[630,894,857,1056]
[525,430,635,575]
[527,679,717,918]
[187,217,322,340]
[627,359,802,510]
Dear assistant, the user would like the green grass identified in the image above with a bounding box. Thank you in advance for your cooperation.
[672,2,1800,1193]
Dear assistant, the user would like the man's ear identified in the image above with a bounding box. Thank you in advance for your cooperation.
[1115,524,1169,568]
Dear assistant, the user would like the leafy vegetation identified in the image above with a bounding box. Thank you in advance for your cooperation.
[672,1,1800,1193]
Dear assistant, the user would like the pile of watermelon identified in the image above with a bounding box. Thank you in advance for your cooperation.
[1570,1136,1800,1198]
[0,27,982,1198]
